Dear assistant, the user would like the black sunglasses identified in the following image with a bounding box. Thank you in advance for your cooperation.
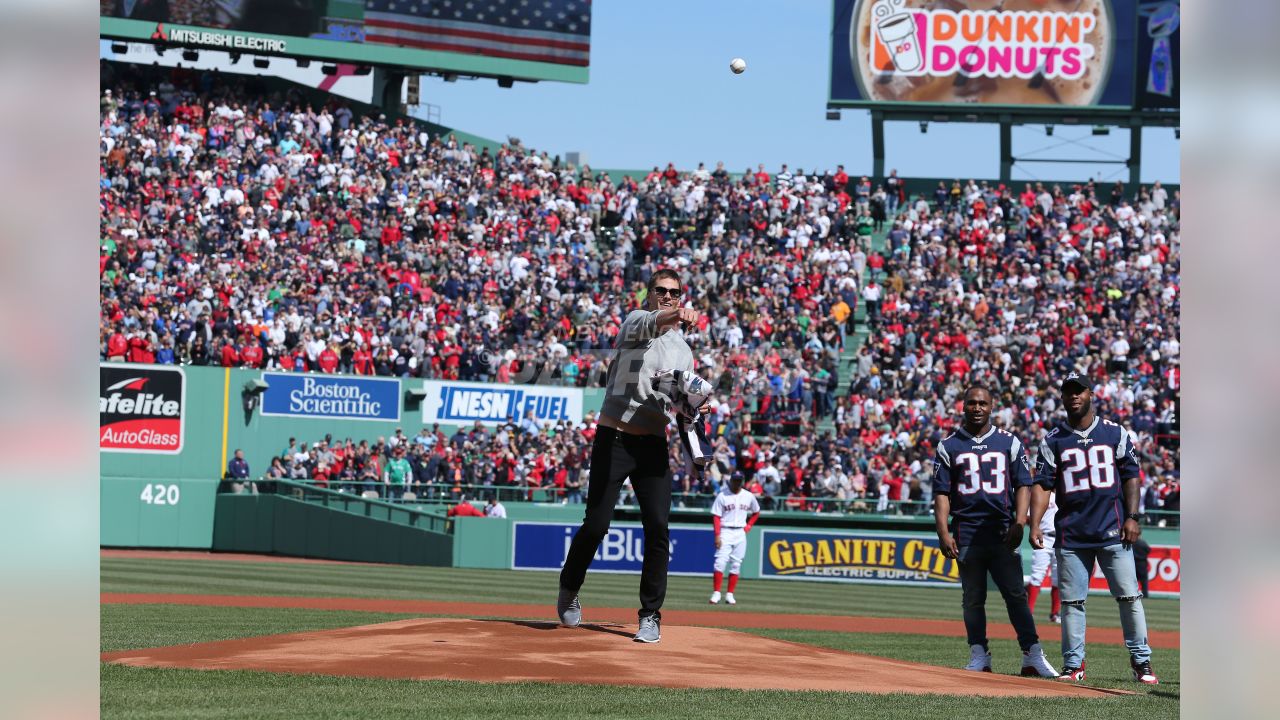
[651,286,682,298]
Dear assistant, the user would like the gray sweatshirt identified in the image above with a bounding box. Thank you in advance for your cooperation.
[601,309,694,435]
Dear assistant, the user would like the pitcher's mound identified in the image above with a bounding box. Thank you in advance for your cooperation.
[102,618,1124,698]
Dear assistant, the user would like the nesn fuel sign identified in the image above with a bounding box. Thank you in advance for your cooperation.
[422,381,583,427]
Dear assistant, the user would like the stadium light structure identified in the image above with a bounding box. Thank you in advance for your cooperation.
[443,73,458,82]
[111,42,128,54]
[296,59,311,68]
[241,379,269,414]
[1092,125,1111,136]
[826,109,841,121]
[1175,127,1180,139]
[182,50,198,62]
[321,64,337,75]
[353,66,372,76]
[253,57,270,69]
[404,387,430,410]
[1045,125,1054,136]
[918,121,928,134]
[498,77,514,88]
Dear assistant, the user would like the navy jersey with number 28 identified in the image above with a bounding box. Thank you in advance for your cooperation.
[1035,417,1141,549]
[933,426,1034,545]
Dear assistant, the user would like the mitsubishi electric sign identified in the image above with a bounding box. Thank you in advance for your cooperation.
[159,24,289,53]
[260,372,401,422]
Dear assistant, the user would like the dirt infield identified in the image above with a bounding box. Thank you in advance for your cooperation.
[102,592,1181,649]
[101,617,1127,697]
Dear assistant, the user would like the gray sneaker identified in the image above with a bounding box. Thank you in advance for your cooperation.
[557,586,581,627]
[633,615,661,643]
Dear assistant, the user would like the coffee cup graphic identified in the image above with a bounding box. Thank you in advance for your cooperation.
[875,11,922,72]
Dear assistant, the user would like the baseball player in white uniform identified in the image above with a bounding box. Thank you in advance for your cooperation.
[709,472,761,605]
[1025,490,1061,623]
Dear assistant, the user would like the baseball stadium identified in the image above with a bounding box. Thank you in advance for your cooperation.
[99,1,1180,717]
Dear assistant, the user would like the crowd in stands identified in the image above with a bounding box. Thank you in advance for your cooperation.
[226,415,593,506]
[839,177,1182,518]
[104,63,1179,518]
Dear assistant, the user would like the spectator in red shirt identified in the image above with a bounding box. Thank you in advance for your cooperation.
[106,328,128,361]
[317,343,340,373]
[352,345,374,375]
[239,337,264,368]
[447,495,487,517]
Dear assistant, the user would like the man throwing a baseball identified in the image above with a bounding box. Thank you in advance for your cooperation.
[933,385,1057,677]
[556,269,704,644]
[709,471,760,605]
[1030,373,1158,684]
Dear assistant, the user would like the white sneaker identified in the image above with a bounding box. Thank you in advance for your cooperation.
[965,644,992,672]
[725,592,736,605]
[709,591,721,604]
[1020,643,1059,678]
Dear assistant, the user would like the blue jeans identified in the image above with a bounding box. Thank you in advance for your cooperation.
[1057,544,1152,667]
[958,543,1040,651]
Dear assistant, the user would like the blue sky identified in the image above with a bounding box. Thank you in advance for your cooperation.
[412,0,1179,183]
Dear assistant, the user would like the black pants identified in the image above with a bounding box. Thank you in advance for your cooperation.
[559,425,671,618]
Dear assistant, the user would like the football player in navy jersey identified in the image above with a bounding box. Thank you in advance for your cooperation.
[933,385,1057,678]
[1030,373,1158,684]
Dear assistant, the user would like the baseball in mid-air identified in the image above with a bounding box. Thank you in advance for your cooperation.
[729,58,747,74]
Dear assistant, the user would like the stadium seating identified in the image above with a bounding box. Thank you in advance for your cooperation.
[99,65,1179,518]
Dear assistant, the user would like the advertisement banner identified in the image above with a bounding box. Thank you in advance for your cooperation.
[422,381,583,428]
[830,0,1139,110]
[761,529,961,586]
[260,372,401,422]
[1036,544,1180,597]
[100,1,591,83]
[512,522,714,576]
[100,364,186,454]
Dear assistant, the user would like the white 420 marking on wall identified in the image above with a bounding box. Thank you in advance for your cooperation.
[140,483,181,506]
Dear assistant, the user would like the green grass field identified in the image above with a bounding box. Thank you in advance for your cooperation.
[101,557,1180,719]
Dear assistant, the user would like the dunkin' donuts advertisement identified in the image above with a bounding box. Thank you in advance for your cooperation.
[831,0,1141,109]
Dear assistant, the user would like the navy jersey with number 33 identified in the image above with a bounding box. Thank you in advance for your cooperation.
[1035,417,1141,549]
[933,426,1034,545]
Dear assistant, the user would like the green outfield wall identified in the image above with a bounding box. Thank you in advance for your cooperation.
[213,493,453,566]
[100,363,603,548]
[100,364,1181,596]
[451,510,1181,575]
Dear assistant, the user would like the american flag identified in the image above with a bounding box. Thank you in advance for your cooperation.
[364,0,591,67]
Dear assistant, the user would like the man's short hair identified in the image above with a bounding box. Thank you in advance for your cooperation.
[648,268,681,292]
